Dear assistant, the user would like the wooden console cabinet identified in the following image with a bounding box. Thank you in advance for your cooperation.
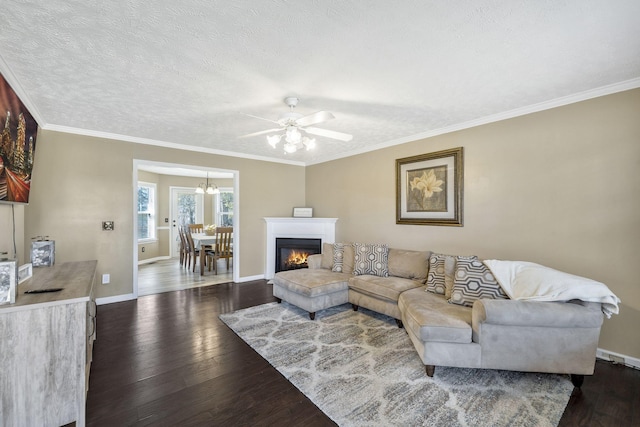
[0,260,97,427]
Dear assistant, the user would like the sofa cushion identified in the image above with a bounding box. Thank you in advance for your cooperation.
[321,242,334,269]
[331,243,355,274]
[349,275,424,302]
[399,287,473,344]
[444,256,456,299]
[449,258,508,307]
[388,248,431,283]
[353,243,389,277]
[273,269,351,297]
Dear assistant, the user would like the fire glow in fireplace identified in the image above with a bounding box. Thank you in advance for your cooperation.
[275,238,322,273]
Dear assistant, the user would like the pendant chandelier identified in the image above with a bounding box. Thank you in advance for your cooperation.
[195,172,220,195]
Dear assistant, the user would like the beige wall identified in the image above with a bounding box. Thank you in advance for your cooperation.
[0,203,25,262]
[19,130,305,299]
[306,89,640,359]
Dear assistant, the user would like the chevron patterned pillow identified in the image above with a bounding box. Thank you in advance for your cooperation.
[352,243,389,277]
[449,258,508,306]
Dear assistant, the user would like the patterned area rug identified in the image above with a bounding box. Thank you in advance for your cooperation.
[220,302,573,427]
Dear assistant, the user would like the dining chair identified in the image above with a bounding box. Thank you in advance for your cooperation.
[182,226,202,273]
[177,226,187,266]
[205,227,233,274]
[188,223,204,233]
[189,222,214,257]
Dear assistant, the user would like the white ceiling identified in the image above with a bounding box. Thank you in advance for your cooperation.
[1,1,639,166]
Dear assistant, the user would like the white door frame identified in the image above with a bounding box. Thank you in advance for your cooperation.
[133,159,240,298]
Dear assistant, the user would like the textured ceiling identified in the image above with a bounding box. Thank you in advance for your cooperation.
[1,1,639,166]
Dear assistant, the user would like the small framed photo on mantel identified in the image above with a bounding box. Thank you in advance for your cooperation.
[293,207,313,218]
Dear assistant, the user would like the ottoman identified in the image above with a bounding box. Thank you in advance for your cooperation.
[272,269,351,319]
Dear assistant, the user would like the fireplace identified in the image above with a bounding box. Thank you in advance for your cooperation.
[275,238,322,273]
[264,217,337,279]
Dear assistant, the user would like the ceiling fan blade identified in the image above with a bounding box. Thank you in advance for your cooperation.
[304,126,353,142]
[295,111,335,127]
[238,128,282,139]
[241,113,281,125]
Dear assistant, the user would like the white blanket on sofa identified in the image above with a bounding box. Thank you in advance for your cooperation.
[483,260,620,318]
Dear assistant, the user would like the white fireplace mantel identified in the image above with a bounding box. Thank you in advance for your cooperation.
[264,217,337,279]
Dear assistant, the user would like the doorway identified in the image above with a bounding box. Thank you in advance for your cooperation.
[133,160,239,297]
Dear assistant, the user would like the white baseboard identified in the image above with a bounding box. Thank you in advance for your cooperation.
[96,275,266,306]
[137,256,171,265]
[236,274,265,283]
[597,347,640,370]
[96,292,136,306]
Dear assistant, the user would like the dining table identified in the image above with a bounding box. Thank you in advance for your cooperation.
[191,233,218,275]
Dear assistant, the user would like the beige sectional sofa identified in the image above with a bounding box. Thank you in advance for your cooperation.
[274,244,429,323]
[272,243,606,387]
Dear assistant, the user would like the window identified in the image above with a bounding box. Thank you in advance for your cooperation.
[137,182,157,242]
[215,188,234,227]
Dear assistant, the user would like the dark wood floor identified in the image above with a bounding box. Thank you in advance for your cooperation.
[86,280,640,426]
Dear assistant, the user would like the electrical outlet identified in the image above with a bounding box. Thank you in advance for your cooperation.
[102,274,110,284]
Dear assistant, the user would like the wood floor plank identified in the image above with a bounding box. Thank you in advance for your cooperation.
[86,262,640,426]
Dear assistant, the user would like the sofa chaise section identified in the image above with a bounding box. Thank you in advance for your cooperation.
[272,258,351,320]
[399,287,604,386]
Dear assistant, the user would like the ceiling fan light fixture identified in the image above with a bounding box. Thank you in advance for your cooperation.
[267,134,281,148]
[285,126,301,143]
[283,142,297,153]
[242,97,351,154]
[302,137,316,150]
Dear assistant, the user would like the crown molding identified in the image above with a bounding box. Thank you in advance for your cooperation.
[306,77,640,166]
[42,124,306,166]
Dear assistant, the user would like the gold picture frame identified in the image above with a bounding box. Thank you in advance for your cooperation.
[396,147,464,226]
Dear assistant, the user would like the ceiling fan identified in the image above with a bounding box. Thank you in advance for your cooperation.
[240,97,353,153]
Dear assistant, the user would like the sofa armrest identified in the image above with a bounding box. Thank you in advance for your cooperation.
[308,254,323,269]
[472,299,603,329]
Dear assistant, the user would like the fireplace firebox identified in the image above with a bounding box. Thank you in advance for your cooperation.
[275,238,322,273]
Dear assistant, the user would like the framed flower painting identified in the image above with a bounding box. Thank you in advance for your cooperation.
[396,147,464,226]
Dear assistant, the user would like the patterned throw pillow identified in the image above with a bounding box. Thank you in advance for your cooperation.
[352,243,389,277]
[449,258,508,307]
[427,254,477,296]
[426,254,447,295]
[332,243,346,272]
